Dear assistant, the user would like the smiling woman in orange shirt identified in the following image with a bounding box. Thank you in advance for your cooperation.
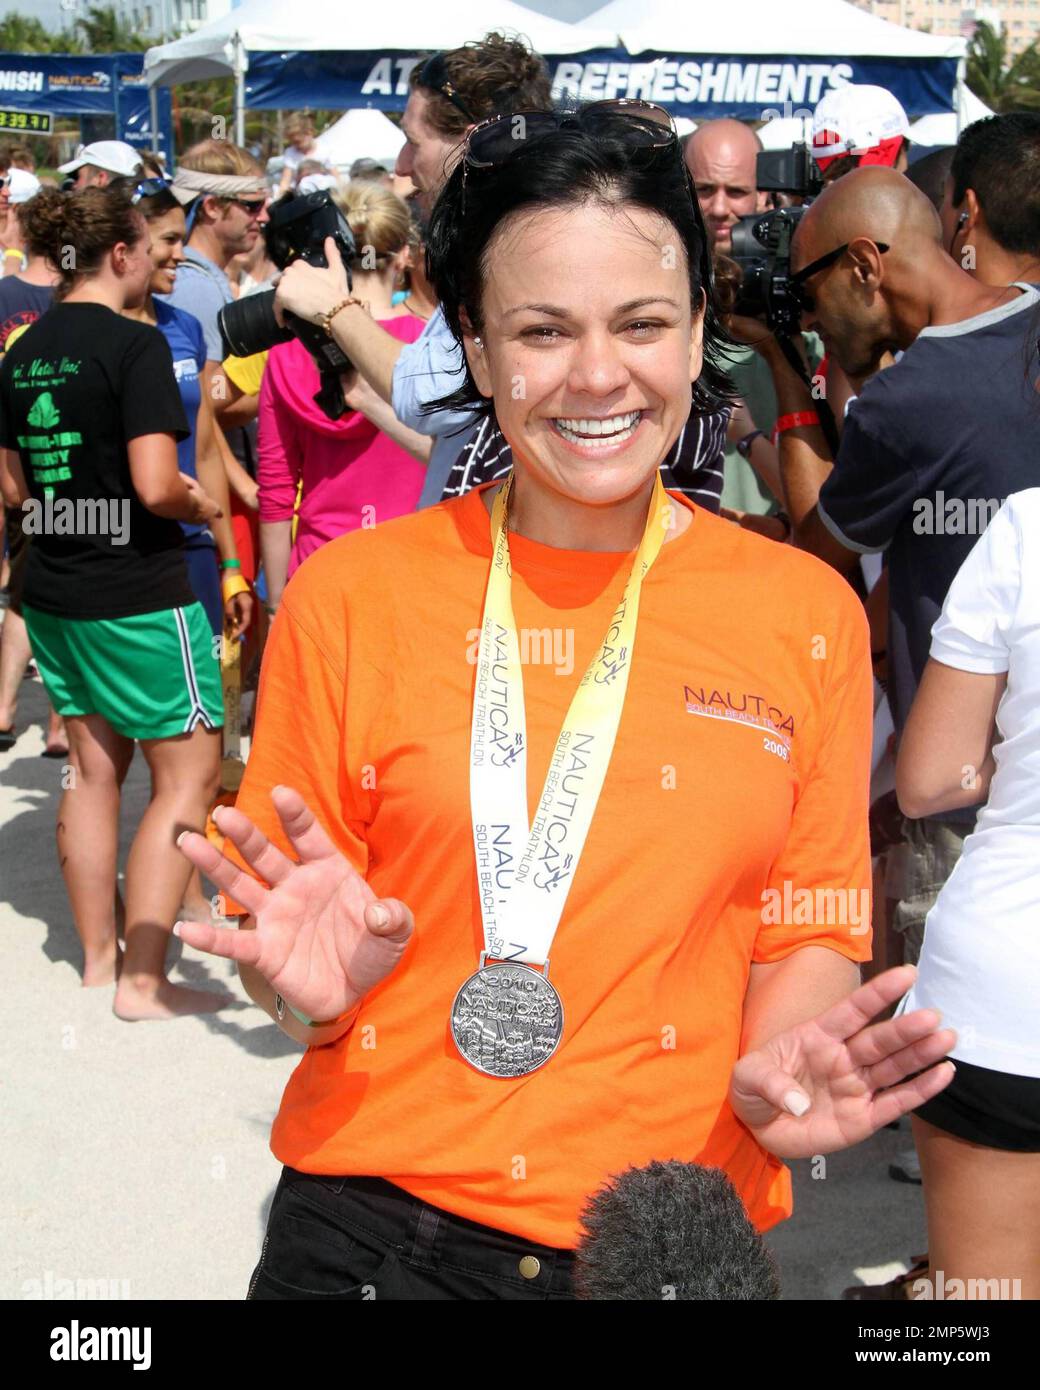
[175,100,956,1301]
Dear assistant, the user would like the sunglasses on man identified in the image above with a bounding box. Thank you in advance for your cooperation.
[789,241,890,313]
[227,196,267,216]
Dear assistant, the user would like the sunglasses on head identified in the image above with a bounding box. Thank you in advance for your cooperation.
[464,99,676,170]
[415,52,477,124]
[130,176,172,203]
[789,240,890,313]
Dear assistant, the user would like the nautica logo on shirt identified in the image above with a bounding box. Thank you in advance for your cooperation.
[683,684,795,741]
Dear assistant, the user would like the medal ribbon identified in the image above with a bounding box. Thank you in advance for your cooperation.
[469,471,672,966]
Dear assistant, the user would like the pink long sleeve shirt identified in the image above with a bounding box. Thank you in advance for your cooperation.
[258,320,426,576]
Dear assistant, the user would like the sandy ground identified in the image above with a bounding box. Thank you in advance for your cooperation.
[1,666,928,1300]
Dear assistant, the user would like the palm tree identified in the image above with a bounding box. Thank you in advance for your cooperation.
[0,11,77,51]
[74,4,153,53]
[966,21,1040,112]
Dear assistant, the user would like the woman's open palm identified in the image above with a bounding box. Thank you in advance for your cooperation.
[730,966,956,1158]
[175,786,413,1023]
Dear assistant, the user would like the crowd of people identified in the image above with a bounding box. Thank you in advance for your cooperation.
[1,28,1037,1302]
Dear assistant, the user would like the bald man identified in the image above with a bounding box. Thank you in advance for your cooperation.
[755,166,1040,967]
[780,167,1031,570]
[684,119,768,255]
[685,120,806,520]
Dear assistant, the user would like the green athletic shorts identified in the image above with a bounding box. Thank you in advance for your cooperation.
[22,602,224,741]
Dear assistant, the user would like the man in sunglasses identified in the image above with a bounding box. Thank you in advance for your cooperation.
[159,139,271,553]
[276,33,553,508]
[755,163,1039,980]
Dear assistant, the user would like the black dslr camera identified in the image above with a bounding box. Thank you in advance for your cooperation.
[218,190,357,419]
[729,142,822,336]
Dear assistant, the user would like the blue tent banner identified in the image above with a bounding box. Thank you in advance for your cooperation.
[0,52,173,159]
[245,48,959,119]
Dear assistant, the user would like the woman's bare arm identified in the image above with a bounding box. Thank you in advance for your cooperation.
[741,946,861,1055]
[896,658,1006,819]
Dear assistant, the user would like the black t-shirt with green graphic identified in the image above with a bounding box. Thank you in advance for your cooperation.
[0,302,194,619]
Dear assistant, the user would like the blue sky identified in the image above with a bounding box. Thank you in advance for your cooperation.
[14,0,75,32]
[12,0,609,38]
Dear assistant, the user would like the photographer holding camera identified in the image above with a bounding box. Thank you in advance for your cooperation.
[753,169,1039,968]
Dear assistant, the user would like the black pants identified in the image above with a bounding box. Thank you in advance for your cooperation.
[247,1168,578,1300]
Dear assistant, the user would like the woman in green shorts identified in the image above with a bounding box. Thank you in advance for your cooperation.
[0,187,231,1019]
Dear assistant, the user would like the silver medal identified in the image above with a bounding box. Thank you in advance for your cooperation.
[450,958,564,1078]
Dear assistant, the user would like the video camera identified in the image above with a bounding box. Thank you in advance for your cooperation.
[728,142,822,337]
[217,189,357,419]
[726,142,840,455]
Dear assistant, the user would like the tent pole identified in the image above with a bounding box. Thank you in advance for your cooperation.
[234,33,246,146]
[955,55,966,137]
[149,85,160,154]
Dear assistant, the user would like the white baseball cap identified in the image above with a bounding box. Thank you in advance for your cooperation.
[812,85,910,172]
[7,168,41,203]
[58,140,143,179]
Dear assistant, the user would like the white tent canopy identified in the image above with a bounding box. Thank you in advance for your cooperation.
[909,86,993,146]
[584,0,965,58]
[314,109,405,172]
[757,114,813,150]
[143,0,618,88]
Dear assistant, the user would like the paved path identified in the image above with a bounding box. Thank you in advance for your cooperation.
[1,669,927,1300]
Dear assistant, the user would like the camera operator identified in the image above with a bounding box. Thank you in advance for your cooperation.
[757,170,1039,979]
[274,33,553,508]
[685,119,804,527]
[941,113,1040,289]
[684,119,768,256]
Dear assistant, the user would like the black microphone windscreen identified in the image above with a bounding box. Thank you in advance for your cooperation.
[574,1160,781,1300]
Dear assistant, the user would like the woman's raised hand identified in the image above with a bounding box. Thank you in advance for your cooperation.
[729,966,956,1158]
[174,786,413,1023]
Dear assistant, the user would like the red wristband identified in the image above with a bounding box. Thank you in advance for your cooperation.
[772,410,820,443]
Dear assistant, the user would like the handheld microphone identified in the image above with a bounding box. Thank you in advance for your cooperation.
[574,1160,781,1300]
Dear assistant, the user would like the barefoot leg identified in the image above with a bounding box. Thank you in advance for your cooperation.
[44,706,68,756]
[0,606,31,731]
[913,1114,1040,1300]
[59,715,133,986]
[180,865,216,923]
[114,724,228,1020]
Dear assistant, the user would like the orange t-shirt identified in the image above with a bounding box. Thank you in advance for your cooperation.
[228,484,873,1249]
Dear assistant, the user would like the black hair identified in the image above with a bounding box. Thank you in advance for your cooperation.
[951,114,1040,255]
[422,109,735,428]
[905,146,955,214]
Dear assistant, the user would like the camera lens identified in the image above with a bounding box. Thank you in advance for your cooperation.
[218,289,292,359]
